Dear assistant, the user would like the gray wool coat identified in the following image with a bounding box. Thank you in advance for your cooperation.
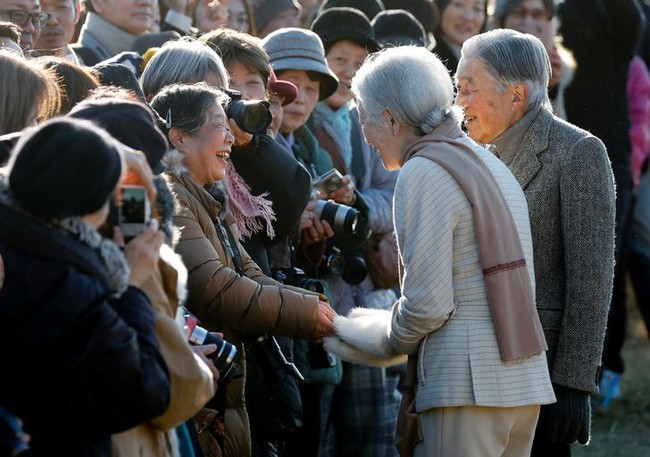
[493,107,616,394]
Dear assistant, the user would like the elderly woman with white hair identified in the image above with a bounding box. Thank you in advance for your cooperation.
[349,46,555,456]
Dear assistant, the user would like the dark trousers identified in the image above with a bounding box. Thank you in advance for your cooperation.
[629,248,650,332]
[531,404,572,457]
[602,170,633,374]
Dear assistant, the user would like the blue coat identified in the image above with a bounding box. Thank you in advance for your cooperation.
[0,201,170,455]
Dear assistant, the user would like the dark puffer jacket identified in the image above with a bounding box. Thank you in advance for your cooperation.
[0,201,170,456]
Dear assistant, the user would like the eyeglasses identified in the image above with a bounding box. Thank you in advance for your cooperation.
[0,9,50,29]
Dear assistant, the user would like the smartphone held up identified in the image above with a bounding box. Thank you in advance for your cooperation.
[119,185,151,239]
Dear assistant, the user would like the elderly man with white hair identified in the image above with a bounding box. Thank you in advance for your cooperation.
[349,45,555,457]
[456,29,616,456]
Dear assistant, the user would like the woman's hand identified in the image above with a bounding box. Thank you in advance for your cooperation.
[311,301,337,342]
[328,175,356,206]
[121,147,157,207]
[122,219,165,288]
[192,343,221,390]
[301,203,334,246]
[228,118,254,148]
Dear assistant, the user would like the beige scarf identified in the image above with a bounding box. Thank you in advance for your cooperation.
[402,117,546,362]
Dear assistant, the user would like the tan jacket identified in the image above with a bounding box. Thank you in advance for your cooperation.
[112,246,215,457]
[166,167,320,457]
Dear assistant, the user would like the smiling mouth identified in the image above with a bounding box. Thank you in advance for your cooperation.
[216,151,230,160]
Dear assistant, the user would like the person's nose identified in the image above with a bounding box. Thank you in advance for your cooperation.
[46,11,59,25]
[224,129,235,145]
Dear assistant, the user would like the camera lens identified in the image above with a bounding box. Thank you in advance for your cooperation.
[312,200,359,235]
[227,99,272,135]
[188,325,238,378]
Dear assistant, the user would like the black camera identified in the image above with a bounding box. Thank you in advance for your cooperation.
[318,247,368,285]
[273,267,324,294]
[313,199,359,236]
[178,307,238,381]
[225,89,272,135]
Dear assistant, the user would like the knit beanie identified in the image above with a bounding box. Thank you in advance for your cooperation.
[68,98,169,174]
[262,27,339,100]
[493,0,555,24]
[8,118,123,220]
[254,0,301,33]
[372,9,428,48]
[311,7,379,54]
[319,0,384,20]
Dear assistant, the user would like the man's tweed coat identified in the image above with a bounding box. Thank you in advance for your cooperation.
[493,107,616,394]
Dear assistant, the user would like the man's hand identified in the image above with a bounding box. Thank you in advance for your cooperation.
[547,384,591,445]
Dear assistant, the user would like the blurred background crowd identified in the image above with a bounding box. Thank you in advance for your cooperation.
[0,0,648,456]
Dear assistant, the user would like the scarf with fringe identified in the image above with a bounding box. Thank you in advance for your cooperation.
[224,161,276,240]
[0,176,129,296]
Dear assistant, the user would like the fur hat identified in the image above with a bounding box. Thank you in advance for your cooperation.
[372,9,428,48]
[319,0,384,20]
[262,27,339,100]
[311,6,379,54]
[68,98,169,174]
[8,118,123,220]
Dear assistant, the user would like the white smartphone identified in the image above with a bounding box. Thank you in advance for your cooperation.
[119,185,151,239]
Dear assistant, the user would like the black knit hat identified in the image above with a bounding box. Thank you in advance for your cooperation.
[319,0,384,20]
[8,118,123,220]
[311,7,379,54]
[372,9,428,48]
[68,98,169,175]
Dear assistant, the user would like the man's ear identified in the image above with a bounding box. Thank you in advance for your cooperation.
[167,126,185,151]
[511,82,529,112]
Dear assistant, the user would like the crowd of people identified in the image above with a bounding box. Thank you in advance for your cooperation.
[0,0,647,456]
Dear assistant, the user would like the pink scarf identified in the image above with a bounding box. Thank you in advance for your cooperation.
[224,161,276,241]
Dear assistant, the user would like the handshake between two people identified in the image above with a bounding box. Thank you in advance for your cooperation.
[321,307,407,368]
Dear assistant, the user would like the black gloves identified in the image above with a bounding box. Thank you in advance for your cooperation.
[547,384,591,445]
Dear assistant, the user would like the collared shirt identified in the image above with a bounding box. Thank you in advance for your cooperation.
[491,106,542,165]
[76,12,137,62]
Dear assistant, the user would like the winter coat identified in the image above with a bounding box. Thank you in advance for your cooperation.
[230,133,312,274]
[628,55,650,188]
[164,153,321,457]
[559,0,642,184]
[492,107,616,394]
[111,247,215,457]
[0,186,170,456]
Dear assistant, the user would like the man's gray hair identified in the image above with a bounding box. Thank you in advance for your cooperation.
[140,37,229,99]
[351,46,456,135]
[458,29,551,112]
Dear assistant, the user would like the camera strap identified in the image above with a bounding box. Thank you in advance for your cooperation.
[213,218,245,276]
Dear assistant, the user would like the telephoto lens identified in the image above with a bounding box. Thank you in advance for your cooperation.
[179,307,238,379]
[225,89,272,135]
[312,200,359,235]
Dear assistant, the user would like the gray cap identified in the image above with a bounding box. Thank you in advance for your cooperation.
[262,27,339,101]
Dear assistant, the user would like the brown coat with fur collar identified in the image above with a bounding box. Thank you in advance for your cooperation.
[166,167,320,457]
